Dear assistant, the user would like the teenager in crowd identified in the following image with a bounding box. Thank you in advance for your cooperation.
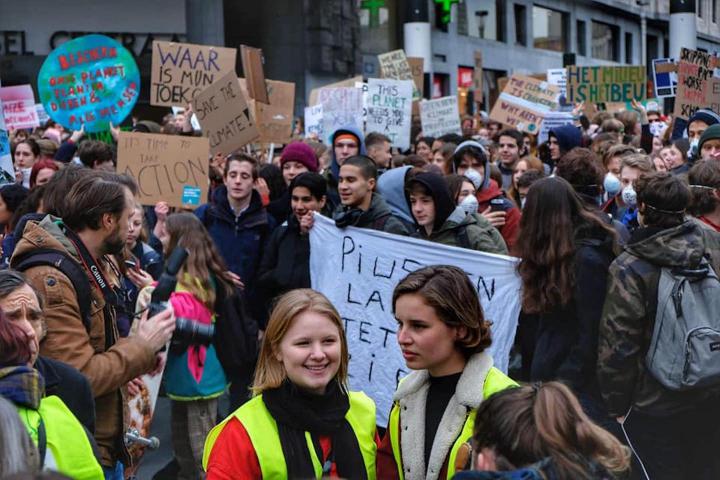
[258,172,326,304]
[145,213,234,479]
[515,177,618,433]
[698,124,720,162]
[0,184,29,266]
[453,141,521,250]
[454,382,630,480]
[333,155,409,235]
[406,172,508,254]
[507,157,544,208]
[0,307,104,479]
[658,138,690,174]
[612,154,655,231]
[496,129,524,190]
[268,141,319,224]
[29,159,59,189]
[377,265,517,479]
[376,165,417,232]
[689,160,720,232]
[203,289,377,479]
[323,127,366,214]
[514,170,544,210]
[548,125,582,167]
[415,137,434,163]
[365,132,393,174]
[13,139,40,188]
[431,143,457,176]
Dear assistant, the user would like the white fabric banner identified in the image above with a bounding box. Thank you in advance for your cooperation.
[309,214,521,425]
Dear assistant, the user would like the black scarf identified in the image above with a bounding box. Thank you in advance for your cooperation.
[263,380,368,479]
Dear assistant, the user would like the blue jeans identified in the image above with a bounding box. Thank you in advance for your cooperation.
[103,461,124,480]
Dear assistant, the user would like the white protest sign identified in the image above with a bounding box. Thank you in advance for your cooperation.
[310,214,521,425]
[420,96,461,138]
[547,68,567,98]
[366,78,413,151]
[538,111,575,144]
[304,104,324,139]
[319,87,364,145]
[0,98,14,184]
[355,81,369,124]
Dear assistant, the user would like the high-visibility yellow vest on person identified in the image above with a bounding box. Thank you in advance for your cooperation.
[17,395,104,480]
[388,367,518,480]
[203,391,377,479]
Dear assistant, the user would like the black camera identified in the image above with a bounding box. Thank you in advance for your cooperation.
[148,247,215,352]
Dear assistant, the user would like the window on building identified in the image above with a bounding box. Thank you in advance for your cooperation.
[577,20,587,56]
[515,4,527,46]
[625,32,633,63]
[713,0,718,23]
[467,0,502,41]
[532,5,567,52]
[698,0,704,18]
[592,21,619,61]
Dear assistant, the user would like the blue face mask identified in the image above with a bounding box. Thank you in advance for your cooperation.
[604,173,621,197]
[622,185,637,209]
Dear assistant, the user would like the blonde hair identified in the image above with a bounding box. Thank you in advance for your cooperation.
[251,289,349,395]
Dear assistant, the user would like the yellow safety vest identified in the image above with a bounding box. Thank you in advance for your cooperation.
[17,395,104,480]
[388,367,518,480]
[203,391,377,479]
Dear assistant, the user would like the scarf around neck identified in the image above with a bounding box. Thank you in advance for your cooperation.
[0,365,45,409]
[262,380,368,479]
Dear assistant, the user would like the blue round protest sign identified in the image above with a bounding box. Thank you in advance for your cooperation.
[37,34,140,133]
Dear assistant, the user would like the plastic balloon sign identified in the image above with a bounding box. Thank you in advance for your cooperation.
[37,34,140,133]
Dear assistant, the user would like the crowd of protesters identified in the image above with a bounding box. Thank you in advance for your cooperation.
[0,93,718,480]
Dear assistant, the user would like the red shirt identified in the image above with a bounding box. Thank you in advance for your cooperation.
[700,216,720,232]
[207,417,380,479]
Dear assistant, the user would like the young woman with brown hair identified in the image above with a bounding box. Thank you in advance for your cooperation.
[514,177,618,432]
[377,265,517,480]
[454,382,630,480]
[147,212,236,479]
[203,289,377,479]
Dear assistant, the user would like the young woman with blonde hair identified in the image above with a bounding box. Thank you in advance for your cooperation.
[203,289,377,479]
[377,265,517,480]
[455,382,630,480]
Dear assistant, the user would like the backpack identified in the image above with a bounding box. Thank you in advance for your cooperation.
[212,285,259,377]
[13,249,93,333]
[645,258,720,391]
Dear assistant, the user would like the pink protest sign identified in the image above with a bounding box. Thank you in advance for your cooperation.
[0,85,40,130]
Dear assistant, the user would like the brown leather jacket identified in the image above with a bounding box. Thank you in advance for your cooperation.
[11,216,156,467]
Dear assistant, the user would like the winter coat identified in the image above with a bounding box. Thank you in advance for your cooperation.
[529,227,616,407]
[257,215,311,305]
[412,207,508,255]
[10,216,157,467]
[333,193,409,235]
[195,187,275,328]
[598,221,720,417]
[476,180,521,251]
[453,457,618,480]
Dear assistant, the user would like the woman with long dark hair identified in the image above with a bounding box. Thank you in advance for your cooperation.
[514,177,618,432]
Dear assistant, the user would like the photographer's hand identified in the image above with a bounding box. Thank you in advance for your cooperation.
[134,306,176,352]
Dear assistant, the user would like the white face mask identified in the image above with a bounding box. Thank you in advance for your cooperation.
[689,138,700,159]
[622,184,637,208]
[604,173,622,197]
[459,194,479,216]
[520,197,527,209]
[20,167,32,188]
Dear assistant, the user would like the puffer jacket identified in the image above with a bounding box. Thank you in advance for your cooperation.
[10,216,156,467]
[598,221,720,416]
[412,206,508,255]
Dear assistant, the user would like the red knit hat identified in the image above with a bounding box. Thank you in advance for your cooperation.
[280,141,319,172]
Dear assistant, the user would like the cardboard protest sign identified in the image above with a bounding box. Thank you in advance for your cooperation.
[366,78,413,151]
[674,48,716,120]
[566,66,646,103]
[117,131,209,209]
[0,94,15,183]
[0,85,39,130]
[318,87,364,144]
[473,51,483,101]
[151,40,236,107]
[238,78,296,144]
[240,45,269,104]
[310,214,521,425]
[378,49,421,101]
[37,34,140,133]
[408,57,425,115]
[420,96,461,138]
[309,76,363,107]
[304,104,323,138]
[652,58,678,98]
[489,75,560,134]
[192,70,259,155]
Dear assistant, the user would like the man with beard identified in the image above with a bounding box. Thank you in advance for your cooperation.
[10,172,176,479]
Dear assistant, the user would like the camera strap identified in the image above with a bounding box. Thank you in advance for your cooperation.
[64,227,120,349]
